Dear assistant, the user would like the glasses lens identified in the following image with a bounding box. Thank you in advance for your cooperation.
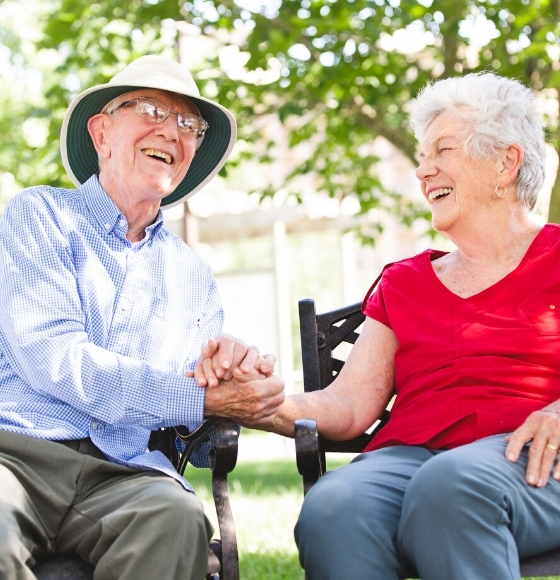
[137,99,168,123]
[130,98,207,136]
[177,114,208,137]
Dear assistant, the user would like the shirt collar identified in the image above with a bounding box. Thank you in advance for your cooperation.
[80,175,164,241]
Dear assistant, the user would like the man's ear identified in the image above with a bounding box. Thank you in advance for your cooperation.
[87,114,111,158]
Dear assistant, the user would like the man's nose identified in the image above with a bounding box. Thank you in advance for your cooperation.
[156,113,180,139]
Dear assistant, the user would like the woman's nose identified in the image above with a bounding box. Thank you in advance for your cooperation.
[415,154,437,181]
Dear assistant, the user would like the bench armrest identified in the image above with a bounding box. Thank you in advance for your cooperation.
[176,418,240,580]
[295,418,324,496]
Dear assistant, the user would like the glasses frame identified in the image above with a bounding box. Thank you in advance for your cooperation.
[111,97,209,138]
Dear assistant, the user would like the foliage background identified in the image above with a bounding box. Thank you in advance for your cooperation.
[0,5,559,578]
[0,0,558,231]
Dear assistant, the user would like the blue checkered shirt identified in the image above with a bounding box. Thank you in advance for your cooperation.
[0,175,223,491]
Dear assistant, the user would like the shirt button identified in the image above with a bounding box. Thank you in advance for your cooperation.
[104,223,110,230]
[119,219,126,227]
[92,421,98,429]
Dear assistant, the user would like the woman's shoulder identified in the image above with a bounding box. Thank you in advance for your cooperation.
[527,223,560,257]
[381,248,442,279]
[362,249,439,316]
[363,250,438,300]
[542,223,560,241]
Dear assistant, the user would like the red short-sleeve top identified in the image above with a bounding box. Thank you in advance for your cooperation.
[362,224,560,452]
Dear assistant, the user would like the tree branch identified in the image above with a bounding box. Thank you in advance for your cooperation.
[352,102,418,164]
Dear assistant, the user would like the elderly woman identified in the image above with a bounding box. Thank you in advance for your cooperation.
[195,72,558,579]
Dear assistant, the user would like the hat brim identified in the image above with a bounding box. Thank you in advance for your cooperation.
[61,84,236,208]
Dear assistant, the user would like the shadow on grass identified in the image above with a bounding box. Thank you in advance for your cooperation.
[184,457,350,496]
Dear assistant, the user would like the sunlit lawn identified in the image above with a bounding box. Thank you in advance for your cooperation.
[185,449,560,580]
[184,456,310,580]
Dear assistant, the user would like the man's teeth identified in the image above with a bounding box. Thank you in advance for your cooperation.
[429,187,452,201]
[142,149,172,164]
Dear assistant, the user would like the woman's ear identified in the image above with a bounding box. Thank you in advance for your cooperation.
[499,143,524,189]
[87,114,111,158]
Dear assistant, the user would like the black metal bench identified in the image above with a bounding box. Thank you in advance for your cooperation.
[294,298,560,578]
[32,418,240,580]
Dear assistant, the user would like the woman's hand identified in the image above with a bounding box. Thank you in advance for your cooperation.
[186,333,276,387]
[505,404,560,487]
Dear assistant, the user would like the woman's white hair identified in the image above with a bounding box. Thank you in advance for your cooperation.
[409,72,546,211]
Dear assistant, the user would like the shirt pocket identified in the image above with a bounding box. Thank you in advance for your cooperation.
[523,300,560,336]
[152,298,178,328]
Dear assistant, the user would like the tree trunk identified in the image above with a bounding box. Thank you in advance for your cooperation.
[547,160,560,223]
[547,132,560,224]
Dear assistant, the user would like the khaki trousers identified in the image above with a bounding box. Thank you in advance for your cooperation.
[0,430,213,580]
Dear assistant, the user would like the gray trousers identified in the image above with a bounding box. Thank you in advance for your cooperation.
[0,431,213,580]
[295,434,560,580]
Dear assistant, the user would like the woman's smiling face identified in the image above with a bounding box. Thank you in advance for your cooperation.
[416,110,503,234]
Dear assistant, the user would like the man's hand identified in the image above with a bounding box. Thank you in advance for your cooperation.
[203,367,285,429]
[505,405,560,487]
[187,334,276,388]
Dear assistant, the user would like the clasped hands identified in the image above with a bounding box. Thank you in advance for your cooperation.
[506,405,560,487]
[187,334,284,429]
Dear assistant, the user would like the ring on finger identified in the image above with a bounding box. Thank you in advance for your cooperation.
[546,444,560,453]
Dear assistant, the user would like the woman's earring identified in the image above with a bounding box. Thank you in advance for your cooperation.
[495,182,507,199]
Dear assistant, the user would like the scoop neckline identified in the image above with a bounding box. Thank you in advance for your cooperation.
[424,224,549,302]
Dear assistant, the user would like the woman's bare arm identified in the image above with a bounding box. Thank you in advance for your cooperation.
[267,317,398,439]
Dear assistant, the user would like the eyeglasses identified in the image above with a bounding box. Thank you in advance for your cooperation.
[111,97,209,138]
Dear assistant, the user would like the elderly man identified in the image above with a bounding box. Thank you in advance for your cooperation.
[0,55,284,580]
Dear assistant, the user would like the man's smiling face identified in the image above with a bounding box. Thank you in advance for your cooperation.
[91,88,200,206]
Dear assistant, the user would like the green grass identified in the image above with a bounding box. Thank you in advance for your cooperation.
[184,456,560,580]
[184,458,313,580]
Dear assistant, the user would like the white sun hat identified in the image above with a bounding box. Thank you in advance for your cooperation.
[60,55,237,208]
